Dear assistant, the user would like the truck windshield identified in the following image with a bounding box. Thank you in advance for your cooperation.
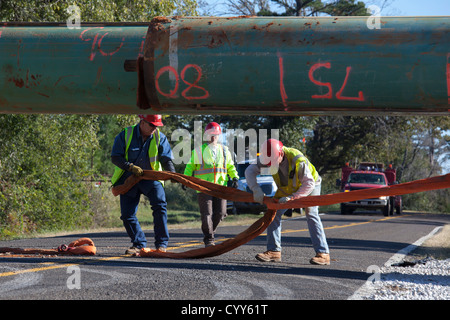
[348,173,386,185]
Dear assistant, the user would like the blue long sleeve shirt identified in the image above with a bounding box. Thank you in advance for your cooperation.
[111,123,173,196]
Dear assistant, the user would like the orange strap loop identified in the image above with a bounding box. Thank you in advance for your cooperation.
[0,237,96,256]
[112,171,450,259]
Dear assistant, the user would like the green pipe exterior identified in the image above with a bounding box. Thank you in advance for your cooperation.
[0,22,148,114]
[1,16,449,115]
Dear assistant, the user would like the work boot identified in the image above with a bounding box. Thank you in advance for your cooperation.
[156,247,167,252]
[125,246,141,255]
[255,250,281,262]
[205,241,215,248]
[310,252,330,265]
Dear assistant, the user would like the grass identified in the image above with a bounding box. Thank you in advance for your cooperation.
[408,224,450,260]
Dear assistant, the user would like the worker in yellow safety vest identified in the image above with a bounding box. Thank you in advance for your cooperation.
[111,114,175,255]
[184,122,239,247]
[245,139,330,265]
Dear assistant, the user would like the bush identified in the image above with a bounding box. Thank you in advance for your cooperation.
[0,115,99,239]
[163,181,199,211]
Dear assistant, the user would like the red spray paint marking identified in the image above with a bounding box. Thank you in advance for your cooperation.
[336,66,364,101]
[155,66,179,98]
[308,62,333,99]
[80,27,124,61]
[89,33,99,61]
[97,33,125,57]
[80,28,103,61]
[155,64,209,100]
[308,62,364,101]
[180,64,209,100]
[277,54,288,107]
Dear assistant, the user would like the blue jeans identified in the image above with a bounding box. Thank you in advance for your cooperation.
[266,183,329,254]
[119,181,169,249]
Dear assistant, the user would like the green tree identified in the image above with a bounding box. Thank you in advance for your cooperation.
[0,115,99,237]
[307,115,449,212]
[225,0,368,16]
[0,0,197,22]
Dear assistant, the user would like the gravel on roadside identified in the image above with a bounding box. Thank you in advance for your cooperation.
[350,224,450,300]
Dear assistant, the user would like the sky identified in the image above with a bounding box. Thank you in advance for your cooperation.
[384,0,450,16]
[200,0,450,16]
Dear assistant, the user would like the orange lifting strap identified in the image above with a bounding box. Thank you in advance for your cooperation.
[112,171,450,259]
[0,238,96,256]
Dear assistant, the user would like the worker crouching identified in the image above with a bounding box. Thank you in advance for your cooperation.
[245,139,330,265]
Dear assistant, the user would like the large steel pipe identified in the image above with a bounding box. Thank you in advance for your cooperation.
[1,16,449,115]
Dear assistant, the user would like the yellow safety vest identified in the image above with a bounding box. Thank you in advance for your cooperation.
[111,125,162,186]
[273,147,319,198]
[185,143,237,189]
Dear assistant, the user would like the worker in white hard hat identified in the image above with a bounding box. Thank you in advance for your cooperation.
[184,122,239,247]
[245,139,330,265]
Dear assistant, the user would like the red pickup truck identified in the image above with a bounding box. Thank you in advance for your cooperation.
[338,162,402,216]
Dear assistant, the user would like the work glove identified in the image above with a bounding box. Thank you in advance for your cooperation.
[128,164,144,176]
[231,178,239,189]
[252,187,265,204]
[278,196,292,204]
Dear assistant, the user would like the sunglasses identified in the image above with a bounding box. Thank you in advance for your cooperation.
[143,120,156,128]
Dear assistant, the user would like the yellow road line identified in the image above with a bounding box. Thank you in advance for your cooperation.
[0,255,132,278]
[261,214,408,236]
[323,214,408,231]
[0,214,408,278]
[0,263,77,277]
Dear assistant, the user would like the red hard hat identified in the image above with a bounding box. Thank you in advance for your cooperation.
[138,114,164,126]
[205,122,222,135]
[260,139,284,166]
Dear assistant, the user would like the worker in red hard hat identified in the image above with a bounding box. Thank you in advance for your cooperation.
[204,121,222,136]
[184,121,239,247]
[138,114,164,127]
[111,114,176,255]
[245,139,330,265]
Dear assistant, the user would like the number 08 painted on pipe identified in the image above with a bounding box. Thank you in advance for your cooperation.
[155,64,209,100]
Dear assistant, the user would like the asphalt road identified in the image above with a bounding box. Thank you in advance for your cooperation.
[0,211,448,306]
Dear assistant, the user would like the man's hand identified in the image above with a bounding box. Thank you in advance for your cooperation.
[129,164,144,176]
[252,187,265,204]
[278,196,292,204]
